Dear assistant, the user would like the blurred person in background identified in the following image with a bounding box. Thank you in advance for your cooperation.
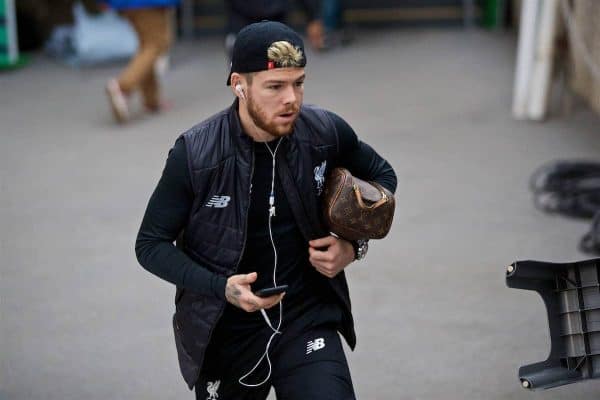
[321,0,352,49]
[16,0,101,51]
[135,20,396,400]
[224,0,325,60]
[104,0,180,123]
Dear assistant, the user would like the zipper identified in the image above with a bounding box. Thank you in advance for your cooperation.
[234,146,255,275]
[201,146,255,359]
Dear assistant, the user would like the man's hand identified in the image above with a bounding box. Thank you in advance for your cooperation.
[225,272,284,312]
[308,236,355,278]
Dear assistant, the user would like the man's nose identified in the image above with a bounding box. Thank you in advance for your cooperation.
[282,85,297,105]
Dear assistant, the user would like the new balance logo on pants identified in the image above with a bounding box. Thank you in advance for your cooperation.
[306,338,326,354]
[205,195,231,208]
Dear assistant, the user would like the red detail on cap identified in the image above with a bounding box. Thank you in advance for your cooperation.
[268,61,275,70]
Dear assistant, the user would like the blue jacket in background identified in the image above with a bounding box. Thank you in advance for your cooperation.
[106,0,180,10]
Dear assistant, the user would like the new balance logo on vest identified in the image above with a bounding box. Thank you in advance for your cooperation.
[205,195,231,208]
[306,338,326,354]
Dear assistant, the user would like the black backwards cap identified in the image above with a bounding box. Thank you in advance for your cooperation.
[226,20,307,86]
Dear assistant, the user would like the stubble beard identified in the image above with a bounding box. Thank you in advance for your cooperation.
[247,95,299,138]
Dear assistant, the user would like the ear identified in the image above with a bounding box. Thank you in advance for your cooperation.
[230,72,243,97]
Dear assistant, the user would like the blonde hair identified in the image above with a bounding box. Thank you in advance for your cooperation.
[267,41,304,67]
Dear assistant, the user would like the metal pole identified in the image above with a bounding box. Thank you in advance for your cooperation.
[512,0,541,120]
[528,0,559,120]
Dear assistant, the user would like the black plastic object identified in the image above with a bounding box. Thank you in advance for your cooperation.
[529,160,600,219]
[254,285,288,298]
[506,258,600,390]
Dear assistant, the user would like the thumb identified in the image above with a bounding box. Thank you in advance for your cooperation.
[310,236,335,248]
[244,272,258,284]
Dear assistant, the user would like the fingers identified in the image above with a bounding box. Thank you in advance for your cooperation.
[308,245,337,278]
[228,272,257,286]
[309,246,334,263]
[309,236,337,249]
[225,273,289,312]
[225,273,285,312]
[309,251,336,276]
[261,293,285,310]
[308,238,354,279]
[313,264,338,278]
[241,292,285,313]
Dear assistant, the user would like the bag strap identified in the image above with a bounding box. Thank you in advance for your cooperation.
[353,181,389,210]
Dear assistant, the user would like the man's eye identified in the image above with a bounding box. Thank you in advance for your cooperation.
[269,85,281,90]
[295,81,304,87]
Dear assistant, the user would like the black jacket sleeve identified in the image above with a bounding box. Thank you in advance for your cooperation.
[135,138,227,300]
[328,111,398,193]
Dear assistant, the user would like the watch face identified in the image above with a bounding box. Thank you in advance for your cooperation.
[356,240,368,260]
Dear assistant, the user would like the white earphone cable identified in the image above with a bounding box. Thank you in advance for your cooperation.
[239,138,283,387]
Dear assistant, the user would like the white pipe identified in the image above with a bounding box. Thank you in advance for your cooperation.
[512,0,540,120]
[528,0,559,120]
[5,0,18,63]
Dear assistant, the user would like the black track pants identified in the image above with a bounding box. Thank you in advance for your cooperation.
[195,324,355,400]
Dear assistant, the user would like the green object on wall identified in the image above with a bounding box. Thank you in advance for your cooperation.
[481,0,506,28]
[0,27,7,46]
[0,53,27,70]
[0,0,27,69]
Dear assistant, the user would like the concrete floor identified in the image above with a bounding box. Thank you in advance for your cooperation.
[2,28,600,399]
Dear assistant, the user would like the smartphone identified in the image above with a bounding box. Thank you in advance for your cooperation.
[254,285,288,298]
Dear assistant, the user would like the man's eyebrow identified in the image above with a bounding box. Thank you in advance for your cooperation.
[263,80,285,84]
[263,75,306,84]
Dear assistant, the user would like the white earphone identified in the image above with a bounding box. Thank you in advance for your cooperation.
[238,138,284,388]
[235,83,246,100]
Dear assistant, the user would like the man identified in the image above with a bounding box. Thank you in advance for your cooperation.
[136,21,396,400]
[104,0,179,123]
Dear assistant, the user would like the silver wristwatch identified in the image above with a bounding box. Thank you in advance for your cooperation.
[353,239,369,261]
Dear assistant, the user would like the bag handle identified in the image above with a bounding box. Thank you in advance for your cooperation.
[353,182,388,210]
